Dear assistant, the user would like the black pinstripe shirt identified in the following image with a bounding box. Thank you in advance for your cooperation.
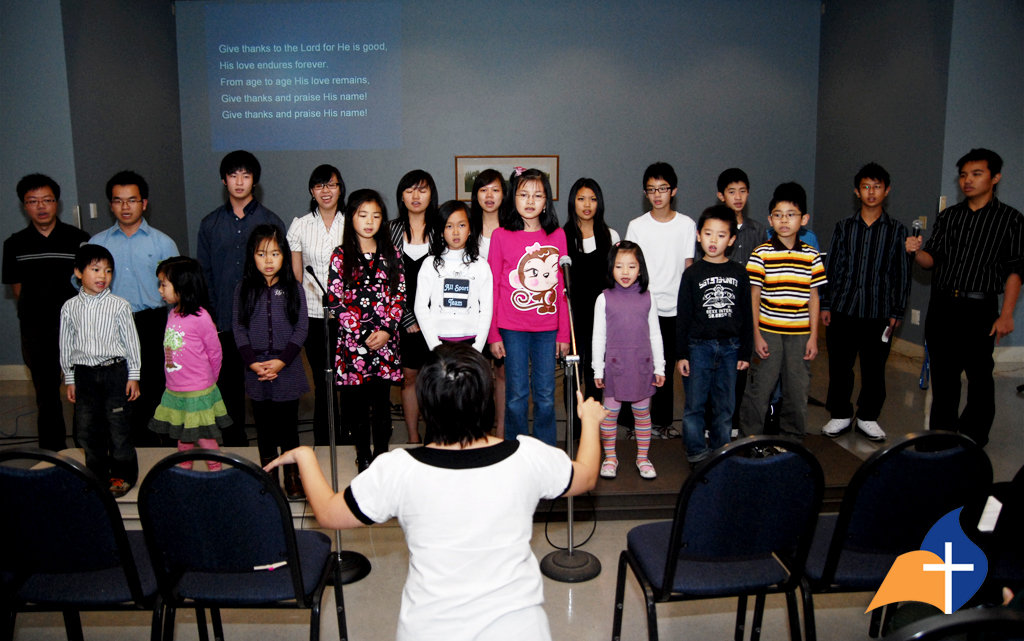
[820,211,912,319]
[924,198,1024,294]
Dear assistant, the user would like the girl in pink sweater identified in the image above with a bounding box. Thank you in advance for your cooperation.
[149,257,231,470]
[487,168,569,446]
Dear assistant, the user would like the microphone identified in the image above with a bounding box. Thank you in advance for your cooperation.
[305,265,328,295]
[912,219,922,238]
[559,255,572,297]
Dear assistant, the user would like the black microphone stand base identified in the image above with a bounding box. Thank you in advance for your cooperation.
[540,549,601,583]
[329,550,372,586]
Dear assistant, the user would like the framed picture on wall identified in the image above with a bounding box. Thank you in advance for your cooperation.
[455,155,560,201]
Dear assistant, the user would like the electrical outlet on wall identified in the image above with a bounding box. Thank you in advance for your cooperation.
[911,309,921,325]
[89,203,98,219]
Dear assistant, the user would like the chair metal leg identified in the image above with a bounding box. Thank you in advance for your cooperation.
[735,594,748,641]
[881,602,897,637]
[150,595,165,641]
[5,609,17,641]
[333,557,350,641]
[196,607,209,641]
[612,551,629,641]
[785,589,803,641]
[800,579,817,641]
[751,594,766,641]
[62,609,84,641]
[309,598,321,641]
[211,607,224,641]
[163,606,177,641]
[868,606,883,637]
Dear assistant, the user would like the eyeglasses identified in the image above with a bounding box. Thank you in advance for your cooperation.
[771,212,801,220]
[314,182,340,191]
[111,198,143,206]
[645,186,671,195]
[24,198,57,206]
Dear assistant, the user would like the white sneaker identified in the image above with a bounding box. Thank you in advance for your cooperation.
[731,428,739,439]
[821,418,852,437]
[856,419,886,442]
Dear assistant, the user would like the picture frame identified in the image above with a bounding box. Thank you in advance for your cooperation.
[455,155,560,201]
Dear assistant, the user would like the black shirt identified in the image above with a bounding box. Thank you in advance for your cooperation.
[676,259,754,361]
[2,220,90,324]
[923,197,1024,294]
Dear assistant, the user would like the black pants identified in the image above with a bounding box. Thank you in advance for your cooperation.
[338,378,392,459]
[21,322,66,451]
[73,361,138,485]
[925,293,998,447]
[251,399,301,460]
[131,307,167,446]
[618,315,676,429]
[825,313,893,421]
[217,331,249,446]
[305,317,339,446]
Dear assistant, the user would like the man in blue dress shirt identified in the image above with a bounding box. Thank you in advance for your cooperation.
[89,171,178,447]
[197,150,286,446]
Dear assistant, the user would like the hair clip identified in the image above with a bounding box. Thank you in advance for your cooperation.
[514,166,525,177]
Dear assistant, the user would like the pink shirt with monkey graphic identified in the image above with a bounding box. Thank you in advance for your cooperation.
[487,228,570,344]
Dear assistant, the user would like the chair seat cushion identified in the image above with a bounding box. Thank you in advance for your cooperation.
[175,530,331,604]
[16,530,158,606]
[804,513,898,589]
[627,522,788,596]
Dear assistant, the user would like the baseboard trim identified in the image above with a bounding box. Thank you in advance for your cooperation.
[0,365,31,381]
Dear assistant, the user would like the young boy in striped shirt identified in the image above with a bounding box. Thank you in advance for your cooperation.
[739,183,827,444]
[60,244,142,497]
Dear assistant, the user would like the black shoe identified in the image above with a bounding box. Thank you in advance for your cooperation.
[356,455,371,473]
[748,445,776,459]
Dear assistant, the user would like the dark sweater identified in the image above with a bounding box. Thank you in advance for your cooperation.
[675,259,753,361]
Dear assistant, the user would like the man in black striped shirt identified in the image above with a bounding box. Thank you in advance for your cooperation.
[906,148,1024,447]
[820,164,911,442]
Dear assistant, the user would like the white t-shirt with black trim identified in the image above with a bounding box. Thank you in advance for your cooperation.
[346,436,573,641]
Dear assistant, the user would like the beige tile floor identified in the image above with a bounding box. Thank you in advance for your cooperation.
[3,338,1022,640]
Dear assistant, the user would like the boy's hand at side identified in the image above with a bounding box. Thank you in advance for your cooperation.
[755,334,769,359]
[678,360,690,377]
[820,311,831,326]
[126,380,140,401]
[737,361,750,371]
[654,374,665,387]
[67,384,76,403]
[804,336,818,361]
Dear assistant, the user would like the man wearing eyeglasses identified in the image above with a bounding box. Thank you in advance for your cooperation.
[2,174,90,450]
[89,170,179,447]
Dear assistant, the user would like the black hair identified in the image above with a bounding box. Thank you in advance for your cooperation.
[238,225,301,327]
[340,189,400,291]
[697,205,738,237]
[643,162,678,190]
[17,174,60,201]
[956,148,1003,176]
[75,244,114,273]
[469,169,506,231]
[307,164,346,215]
[394,170,439,247]
[105,170,148,201]
[716,168,750,194]
[156,256,212,318]
[769,182,807,216]
[854,163,891,189]
[501,168,559,234]
[431,200,479,272]
[605,240,649,293]
[219,150,262,184]
[563,178,613,260]
[416,343,494,447]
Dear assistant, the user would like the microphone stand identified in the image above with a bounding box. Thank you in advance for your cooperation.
[304,268,371,611]
[540,260,601,583]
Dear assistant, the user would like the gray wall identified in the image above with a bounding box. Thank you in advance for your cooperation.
[938,0,1024,347]
[59,0,190,253]
[813,0,955,346]
[177,0,822,256]
[0,0,79,367]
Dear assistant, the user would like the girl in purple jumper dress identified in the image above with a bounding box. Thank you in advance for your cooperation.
[592,241,665,480]
[233,225,309,499]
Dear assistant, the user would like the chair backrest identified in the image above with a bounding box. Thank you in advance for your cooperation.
[137,450,309,605]
[662,437,824,591]
[0,447,146,603]
[821,431,993,585]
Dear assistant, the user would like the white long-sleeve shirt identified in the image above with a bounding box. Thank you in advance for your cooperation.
[414,249,493,352]
[59,288,142,384]
[591,290,665,380]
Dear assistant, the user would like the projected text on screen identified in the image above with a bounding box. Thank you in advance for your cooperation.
[206,2,401,151]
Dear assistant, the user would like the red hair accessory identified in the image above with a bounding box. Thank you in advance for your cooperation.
[514,166,526,177]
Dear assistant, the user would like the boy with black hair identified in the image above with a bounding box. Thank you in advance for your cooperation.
[906,148,1023,448]
[59,244,142,496]
[624,162,697,436]
[197,150,286,446]
[3,174,90,451]
[716,168,767,265]
[676,205,753,462]
[820,163,911,442]
[740,183,827,444]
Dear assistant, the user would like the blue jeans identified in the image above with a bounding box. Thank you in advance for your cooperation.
[682,337,740,462]
[501,329,557,445]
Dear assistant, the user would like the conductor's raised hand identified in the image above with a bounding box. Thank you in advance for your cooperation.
[576,391,609,424]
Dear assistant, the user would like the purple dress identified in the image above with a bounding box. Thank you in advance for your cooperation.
[603,282,656,403]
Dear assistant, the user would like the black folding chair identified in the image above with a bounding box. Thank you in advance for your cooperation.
[0,447,162,641]
[612,437,824,641]
[800,431,993,641]
[138,449,338,641]
[881,606,1024,641]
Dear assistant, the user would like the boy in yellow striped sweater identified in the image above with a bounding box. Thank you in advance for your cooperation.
[739,183,827,443]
